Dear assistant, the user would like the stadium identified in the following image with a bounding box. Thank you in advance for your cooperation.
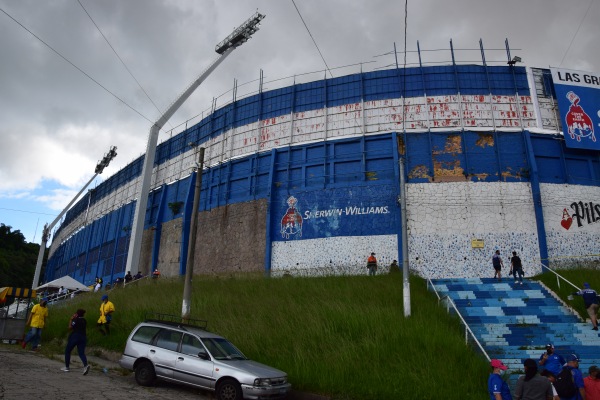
[43,41,600,286]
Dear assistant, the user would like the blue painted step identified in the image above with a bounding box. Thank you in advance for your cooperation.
[430,278,598,380]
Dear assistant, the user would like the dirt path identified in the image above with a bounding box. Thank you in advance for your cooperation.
[0,345,212,400]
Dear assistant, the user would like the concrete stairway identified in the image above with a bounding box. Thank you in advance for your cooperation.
[430,278,600,375]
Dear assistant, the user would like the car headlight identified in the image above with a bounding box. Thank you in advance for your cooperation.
[253,378,272,386]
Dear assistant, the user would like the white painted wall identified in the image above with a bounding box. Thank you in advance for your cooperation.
[406,182,541,279]
[271,234,398,277]
[541,183,600,268]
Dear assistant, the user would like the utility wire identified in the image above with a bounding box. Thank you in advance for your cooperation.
[0,207,58,217]
[291,0,333,79]
[0,6,153,125]
[76,0,173,129]
[559,0,594,67]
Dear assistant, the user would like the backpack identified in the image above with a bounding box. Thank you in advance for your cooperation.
[554,367,577,398]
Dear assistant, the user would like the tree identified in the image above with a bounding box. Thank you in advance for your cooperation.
[0,223,40,287]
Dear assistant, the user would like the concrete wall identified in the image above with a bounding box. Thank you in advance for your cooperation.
[407,181,541,279]
[156,218,183,277]
[192,200,268,274]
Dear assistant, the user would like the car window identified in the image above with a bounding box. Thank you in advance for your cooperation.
[181,334,209,358]
[155,329,182,352]
[132,326,161,344]
[202,338,246,360]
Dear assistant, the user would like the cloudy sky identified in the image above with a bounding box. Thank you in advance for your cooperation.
[0,0,598,244]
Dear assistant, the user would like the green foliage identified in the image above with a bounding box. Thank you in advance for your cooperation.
[0,223,41,287]
[41,273,491,399]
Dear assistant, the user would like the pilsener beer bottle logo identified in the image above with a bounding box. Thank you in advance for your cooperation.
[280,196,303,239]
[565,91,596,143]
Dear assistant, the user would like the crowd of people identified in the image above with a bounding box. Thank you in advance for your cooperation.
[486,250,599,400]
[489,348,600,400]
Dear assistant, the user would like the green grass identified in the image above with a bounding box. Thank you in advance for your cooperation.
[41,273,492,399]
[534,268,600,319]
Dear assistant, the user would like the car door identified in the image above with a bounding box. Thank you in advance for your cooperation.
[149,328,182,379]
[173,333,215,389]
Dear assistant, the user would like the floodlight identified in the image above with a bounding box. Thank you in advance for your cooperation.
[215,12,265,54]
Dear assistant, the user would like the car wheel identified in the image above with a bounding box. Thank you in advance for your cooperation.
[216,378,242,400]
[135,360,156,387]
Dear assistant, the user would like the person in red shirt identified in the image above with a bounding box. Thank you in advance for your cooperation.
[584,365,600,400]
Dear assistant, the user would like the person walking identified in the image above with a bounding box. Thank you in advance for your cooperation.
[22,298,48,351]
[97,294,115,336]
[493,250,504,281]
[584,365,600,400]
[366,252,378,276]
[514,358,553,400]
[488,359,513,400]
[62,308,90,375]
[573,282,599,330]
[539,344,566,377]
[510,251,524,285]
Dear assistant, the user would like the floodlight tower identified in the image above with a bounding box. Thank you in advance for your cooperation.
[31,146,117,289]
[125,12,265,276]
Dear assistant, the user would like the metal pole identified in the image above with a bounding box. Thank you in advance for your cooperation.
[399,153,411,317]
[126,47,235,275]
[182,147,204,321]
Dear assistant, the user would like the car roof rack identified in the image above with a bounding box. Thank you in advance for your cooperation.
[144,313,208,330]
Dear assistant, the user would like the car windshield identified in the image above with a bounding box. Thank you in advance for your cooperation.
[201,337,247,360]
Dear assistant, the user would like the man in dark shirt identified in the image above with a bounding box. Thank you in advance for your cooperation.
[510,251,524,285]
[62,308,90,375]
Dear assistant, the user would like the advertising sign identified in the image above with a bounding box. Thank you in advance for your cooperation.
[551,68,600,150]
[273,186,399,241]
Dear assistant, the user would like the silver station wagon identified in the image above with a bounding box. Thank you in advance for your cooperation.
[118,315,291,400]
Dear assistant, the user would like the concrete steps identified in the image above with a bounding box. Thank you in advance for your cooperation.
[430,277,599,376]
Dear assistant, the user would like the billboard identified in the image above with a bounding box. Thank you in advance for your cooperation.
[551,68,600,150]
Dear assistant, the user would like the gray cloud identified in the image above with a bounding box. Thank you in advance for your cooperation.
[0,0,598,209]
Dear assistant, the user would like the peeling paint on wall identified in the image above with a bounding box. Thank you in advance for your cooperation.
[408,165,431,181]
[475,133,494,148]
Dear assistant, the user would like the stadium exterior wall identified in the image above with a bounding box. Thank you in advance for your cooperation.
[43,65,600,286]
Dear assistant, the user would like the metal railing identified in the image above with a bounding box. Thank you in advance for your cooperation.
[426,278,490,362]
[539,263,581,292]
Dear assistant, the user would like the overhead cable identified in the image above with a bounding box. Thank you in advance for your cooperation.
[291,0,334,79]
[0,6,153,124]
[76,0,173,129]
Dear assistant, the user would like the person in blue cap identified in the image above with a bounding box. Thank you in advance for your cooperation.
[561,353,585,400]
[573,282,599,330]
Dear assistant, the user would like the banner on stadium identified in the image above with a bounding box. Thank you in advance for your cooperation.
[551,68,600,151]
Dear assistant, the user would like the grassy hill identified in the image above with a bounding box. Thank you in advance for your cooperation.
[41,273,493,399]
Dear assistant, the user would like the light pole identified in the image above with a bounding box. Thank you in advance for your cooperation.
[32,146,117,289]
[125,12,265,276]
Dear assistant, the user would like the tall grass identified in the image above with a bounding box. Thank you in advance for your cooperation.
[42,273,491,399]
